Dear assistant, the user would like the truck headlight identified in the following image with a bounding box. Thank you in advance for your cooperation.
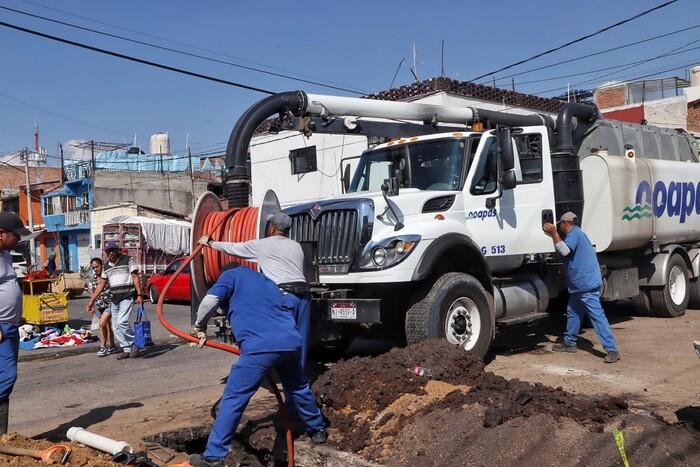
[359,235,421,270]
[372,247,387,266]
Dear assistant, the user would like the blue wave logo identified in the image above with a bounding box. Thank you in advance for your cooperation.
[626,180,700,223]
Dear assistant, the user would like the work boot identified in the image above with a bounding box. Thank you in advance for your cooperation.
[309,429,328,445]
[189,453,226,467]
[0,398,9,435]
[604,351,620,363]
[552,343,578,353]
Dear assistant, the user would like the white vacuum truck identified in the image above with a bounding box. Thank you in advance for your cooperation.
[218,91,700,356]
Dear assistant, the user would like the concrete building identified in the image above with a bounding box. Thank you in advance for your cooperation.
[593,65,700,135]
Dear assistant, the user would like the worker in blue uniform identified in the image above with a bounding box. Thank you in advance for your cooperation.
[188,264,327,467]
[543,211,620,363]
[0,212,30,434]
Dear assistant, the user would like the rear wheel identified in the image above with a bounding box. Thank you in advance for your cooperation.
[148,286,159,304]
[405,272,494,357]
[649,254,688,317]
[688,278,700,309]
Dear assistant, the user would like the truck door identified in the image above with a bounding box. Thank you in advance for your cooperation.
[463,129,555,264]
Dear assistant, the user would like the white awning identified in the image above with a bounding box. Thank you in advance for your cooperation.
[19,229,45,243]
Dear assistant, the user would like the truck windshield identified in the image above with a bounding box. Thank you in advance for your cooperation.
[348,138,467,192]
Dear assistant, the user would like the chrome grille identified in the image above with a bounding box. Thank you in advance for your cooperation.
[290,210,359,265]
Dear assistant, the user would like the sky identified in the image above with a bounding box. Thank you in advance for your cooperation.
[0,0,697,166]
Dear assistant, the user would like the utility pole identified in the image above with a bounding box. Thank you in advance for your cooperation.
[20,148,36,265]
[188,147,196,210]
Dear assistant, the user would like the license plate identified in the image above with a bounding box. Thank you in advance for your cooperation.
[330,302,357,320]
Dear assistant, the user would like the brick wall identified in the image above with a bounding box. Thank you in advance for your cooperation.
[594,85,627,109]
[688,99,700,133]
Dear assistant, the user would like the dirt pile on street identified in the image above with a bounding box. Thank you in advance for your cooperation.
[0,433,121,466]
[313,339,700,466]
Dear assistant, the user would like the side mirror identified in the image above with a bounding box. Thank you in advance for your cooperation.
[342,164,351,193]
[381,177,400,197]
[497,126,515,171]
[501,170,517,190]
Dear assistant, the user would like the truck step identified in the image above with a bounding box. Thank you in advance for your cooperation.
[497,312,550,326]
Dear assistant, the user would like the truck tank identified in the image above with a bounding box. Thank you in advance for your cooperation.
[575,119,700,252]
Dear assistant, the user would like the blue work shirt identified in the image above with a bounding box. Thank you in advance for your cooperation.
[207,267,302,354]
[562,226,602,293]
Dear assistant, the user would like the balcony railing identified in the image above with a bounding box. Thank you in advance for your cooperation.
[64,162,92,181]
[65,209,90,226]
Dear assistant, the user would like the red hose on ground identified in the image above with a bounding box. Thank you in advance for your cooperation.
[156,209,295,467]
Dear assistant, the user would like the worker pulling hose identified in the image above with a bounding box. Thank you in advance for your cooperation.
[157,245,296,467]
[157,204,327,465]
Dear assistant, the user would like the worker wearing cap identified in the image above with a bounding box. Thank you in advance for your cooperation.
[0,212,31,434]
[543,212,619,363]
[188,263,327,467]
[198,212,310,364]
[86,241,144,359]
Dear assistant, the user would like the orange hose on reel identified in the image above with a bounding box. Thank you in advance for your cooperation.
[158,206,296,467]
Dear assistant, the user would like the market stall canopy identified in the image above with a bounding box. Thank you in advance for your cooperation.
[105,216,191,255]
[19,229,45,243]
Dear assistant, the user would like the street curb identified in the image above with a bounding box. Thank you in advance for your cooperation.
[18,335,187,363]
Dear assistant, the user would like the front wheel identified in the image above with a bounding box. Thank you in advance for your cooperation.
[148,286,159,304]
[405,272,494,357]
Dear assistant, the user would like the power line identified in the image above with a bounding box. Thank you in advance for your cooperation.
[0,4,366,95]
[17,0,367,94]
[470,0,678,82]
[512,43,700,87]
[485,22,700,85]
[0,20,275,95]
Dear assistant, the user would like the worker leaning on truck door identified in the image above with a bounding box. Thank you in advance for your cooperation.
[0,212,31,434]
[543,212,620,364]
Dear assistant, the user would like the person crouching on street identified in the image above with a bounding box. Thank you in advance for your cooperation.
[543,211,620,363]
[86,241,144,359]
[188,263,327,467]
[88,258,117,357]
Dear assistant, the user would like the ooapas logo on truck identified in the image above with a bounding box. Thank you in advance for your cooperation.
[623,180,700,223]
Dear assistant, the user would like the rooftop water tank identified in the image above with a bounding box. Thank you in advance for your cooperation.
[150,133,170,155]
[690,65,700,88]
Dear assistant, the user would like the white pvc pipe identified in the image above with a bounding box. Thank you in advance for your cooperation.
[305,93,476,124]
[67,427,133,455]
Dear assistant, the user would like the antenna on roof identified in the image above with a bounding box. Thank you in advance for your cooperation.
[441,40,445,78]
[389,58,405,89]
[133,134,137,147]
[412,42,418,82]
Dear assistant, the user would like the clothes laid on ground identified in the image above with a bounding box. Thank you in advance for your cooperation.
[18,325,98,350]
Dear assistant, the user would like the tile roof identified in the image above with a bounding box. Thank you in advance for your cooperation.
[364,77,566,113]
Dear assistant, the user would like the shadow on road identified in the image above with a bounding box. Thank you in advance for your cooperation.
[34,402,144,442]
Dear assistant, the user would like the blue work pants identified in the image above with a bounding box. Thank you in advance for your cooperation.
[564,289,618,352]
[0,323,19,400]
[203,350,325,460]
[110,298,135,352]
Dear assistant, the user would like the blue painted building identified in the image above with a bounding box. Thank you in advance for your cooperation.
[41,161,92,273]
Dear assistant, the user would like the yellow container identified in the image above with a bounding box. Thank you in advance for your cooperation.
[22,279,69,326]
